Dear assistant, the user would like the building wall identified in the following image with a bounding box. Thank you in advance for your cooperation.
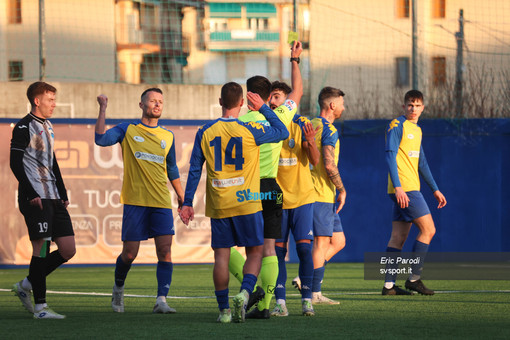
[0,81,241,120]
[1,0,116,82]
[308,0,510,118]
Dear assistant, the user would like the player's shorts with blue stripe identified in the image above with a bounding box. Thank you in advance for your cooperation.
[389,191,431,222]
[122,204,174,241]
[313,202,343,237]
[210,211,264,248]
[278,203,314,243]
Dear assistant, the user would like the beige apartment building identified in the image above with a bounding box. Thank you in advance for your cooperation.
[1,0,508,118]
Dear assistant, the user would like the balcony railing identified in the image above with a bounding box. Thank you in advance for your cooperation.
[209,30,279,42]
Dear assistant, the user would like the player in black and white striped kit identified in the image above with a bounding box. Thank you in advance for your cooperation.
[10,82,76,319]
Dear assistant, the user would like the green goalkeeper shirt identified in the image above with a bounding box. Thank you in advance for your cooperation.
[239,99,296,179]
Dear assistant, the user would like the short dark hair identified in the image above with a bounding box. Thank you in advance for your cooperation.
[247,76,271,101]
[271,81,292,95]
[141,87,163,101]
[221,82,243,109]
[318,86,345,110]
[404,89,424,103]
[27,82,57,107]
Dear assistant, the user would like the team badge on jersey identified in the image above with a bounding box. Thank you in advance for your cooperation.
[161,140,166,149]
[288,138,295,148]
[407,134,414,139]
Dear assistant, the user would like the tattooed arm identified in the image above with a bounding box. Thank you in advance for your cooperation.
[323,144,346,212]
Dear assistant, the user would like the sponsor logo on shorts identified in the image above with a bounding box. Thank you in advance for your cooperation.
[279,157,297,166]
[236,189,279,202]
[212,177,245,188]
[134,151,164,164]
[408,150,419,158]
[308,230,314,236]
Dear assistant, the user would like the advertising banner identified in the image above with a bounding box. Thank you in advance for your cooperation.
[0,122,219,265]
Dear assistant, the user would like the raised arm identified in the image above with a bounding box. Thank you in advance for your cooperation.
[287,41,303,107]
[96,94,108,134]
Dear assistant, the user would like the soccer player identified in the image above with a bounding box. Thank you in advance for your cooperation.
[228,41,304,320]
[382,89,447,295]
[309,87,347,305]
[270,80,322,317]
[95,88,184,313]
[179,83,289,323]
[10,81,76,319]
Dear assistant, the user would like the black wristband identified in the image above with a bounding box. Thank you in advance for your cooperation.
[290,57,300,64]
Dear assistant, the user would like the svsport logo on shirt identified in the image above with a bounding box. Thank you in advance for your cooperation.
[236,189,282,203]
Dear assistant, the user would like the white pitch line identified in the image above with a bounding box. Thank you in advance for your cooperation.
[1,288,509,299]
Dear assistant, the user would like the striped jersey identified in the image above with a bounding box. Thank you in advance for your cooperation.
[10,113,67,201]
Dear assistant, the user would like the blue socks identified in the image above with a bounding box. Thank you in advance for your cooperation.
[312,266,325,293]
[274,246,287,301]
[410,240,429,280]
[240,273,257,295]
[156,261,173,297]
[114,255,131,287]
[384,247,401,285]
[215,288,229,310]
[296,242,313,299]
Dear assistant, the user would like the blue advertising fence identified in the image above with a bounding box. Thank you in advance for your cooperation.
[2,118,508,264]
[288,118,510,263]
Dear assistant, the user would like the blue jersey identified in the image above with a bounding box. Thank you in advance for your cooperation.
[95,120,179,209]
[184,104,289,219]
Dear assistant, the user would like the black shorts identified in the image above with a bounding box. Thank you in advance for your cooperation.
[19,199,74,241]
[260,178,283,239]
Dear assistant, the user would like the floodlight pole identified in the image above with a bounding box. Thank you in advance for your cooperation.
[293,0,297,31]
[412,0,418,90]
[39,0,46,81]
[455,9,464,118]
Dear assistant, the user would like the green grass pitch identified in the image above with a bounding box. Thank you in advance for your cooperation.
[1,263,509,339]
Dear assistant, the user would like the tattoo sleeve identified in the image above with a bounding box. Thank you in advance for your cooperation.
[323,145,345,191]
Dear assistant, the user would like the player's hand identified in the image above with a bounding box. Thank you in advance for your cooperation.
[97,94,108,109]
[433,190,447,209]
[291,41,303,58]
[303,122,318,143]
[62,200,70,209]
[247,92,264,111]
[394,187,409,209]
[179,206,194,226]
[177,195,184,213]
[30,197,43,211]
[336,189,346,213]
